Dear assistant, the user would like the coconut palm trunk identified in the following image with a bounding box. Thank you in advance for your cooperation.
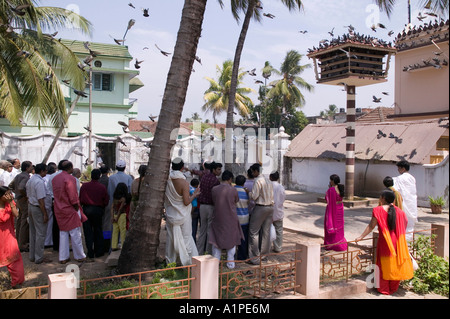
[225,0,256,170]
[118,0,207,273]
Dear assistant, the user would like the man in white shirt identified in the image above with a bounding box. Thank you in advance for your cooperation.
[393,160,417,242]
[0,161,14,187]
[246,163,274,264]
[270,171,286,253]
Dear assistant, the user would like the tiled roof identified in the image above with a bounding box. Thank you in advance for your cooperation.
[356,107,395,123]
[60,39,133,59]
[285,118,448,164]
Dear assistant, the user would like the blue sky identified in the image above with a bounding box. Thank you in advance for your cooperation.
[42,0,443,123]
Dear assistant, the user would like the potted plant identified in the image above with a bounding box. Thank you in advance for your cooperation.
[428,195,445,214]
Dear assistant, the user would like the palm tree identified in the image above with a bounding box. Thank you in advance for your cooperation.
[118,0,208,273]
[267,50,313,127]
[202,59,254,124]
[320,104,339,121]
[0,0,92,127]
[374,0,448,20]
[223,0,305,170]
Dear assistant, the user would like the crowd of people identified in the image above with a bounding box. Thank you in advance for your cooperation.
[1,156,417,295]
[164,159,286,268]
[0,157,144,289]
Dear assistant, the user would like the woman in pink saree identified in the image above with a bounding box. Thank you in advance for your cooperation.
[324,174,348,251]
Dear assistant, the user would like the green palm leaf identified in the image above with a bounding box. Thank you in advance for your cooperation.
[0,0,92,127]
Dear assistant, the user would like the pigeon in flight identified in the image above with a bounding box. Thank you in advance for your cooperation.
[417,12,427,21]
[113,38,125,45]
[17,50,32,58]
[371,23,386,32]
[134,58,144,69]
[7,2,30,16]
[328,27,335,37]
[44,73,53,82]
[74,89,88,98]
[373,95,382,103]
[263,13,275,19]
[149,114,158,122]
[299,30,308,34]
[339,48,357,59]
[116,136,127,147]
[155,44,171,56]
[118,121,129,128]
[247,68,256,76]
[143,8,150,17]
[128,3,135,9]
[377,130,387,139]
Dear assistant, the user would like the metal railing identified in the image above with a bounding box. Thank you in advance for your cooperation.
[319,227,437,284]
[77,264,196,299]
[219,248,302,299]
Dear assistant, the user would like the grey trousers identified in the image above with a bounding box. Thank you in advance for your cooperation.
[248,205,273,262]
[28,204,48,263]
[196,204,214,255]
[272,219,283,252]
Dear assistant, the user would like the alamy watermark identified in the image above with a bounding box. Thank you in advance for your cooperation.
[64,264,80,289]
[168,123,286,171]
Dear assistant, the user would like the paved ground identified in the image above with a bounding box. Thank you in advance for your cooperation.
[1,190,448,299]
[281,190,449,299]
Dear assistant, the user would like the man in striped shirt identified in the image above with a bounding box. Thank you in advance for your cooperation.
[235,175,249,260]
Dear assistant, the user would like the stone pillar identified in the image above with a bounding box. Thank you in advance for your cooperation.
[274,126,291,185]
[432,223,449,259]
[295,242,321,298]
[345,85,356,200]
[191,255,219,299]
[48,273,77,299]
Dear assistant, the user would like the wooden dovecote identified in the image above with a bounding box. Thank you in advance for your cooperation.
[307,35,397,87]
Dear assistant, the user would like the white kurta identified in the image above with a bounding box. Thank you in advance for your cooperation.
[164,171,198,266]
[393,172,417,241]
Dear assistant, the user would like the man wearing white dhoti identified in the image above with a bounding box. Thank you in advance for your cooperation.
[393,160,417,242]
[164,159,200,266]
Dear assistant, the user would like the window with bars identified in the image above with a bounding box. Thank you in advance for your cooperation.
[93,73,113,91]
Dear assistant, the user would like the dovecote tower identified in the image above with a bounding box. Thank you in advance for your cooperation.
[307,35,396,200]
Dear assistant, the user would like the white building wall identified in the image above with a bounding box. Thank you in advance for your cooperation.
[290,156,449,208]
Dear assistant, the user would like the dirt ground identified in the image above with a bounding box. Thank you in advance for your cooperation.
[0,221,168,291]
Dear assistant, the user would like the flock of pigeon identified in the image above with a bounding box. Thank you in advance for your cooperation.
[398,19,449,72]
[304,14,449,106]
[6,1,448,126]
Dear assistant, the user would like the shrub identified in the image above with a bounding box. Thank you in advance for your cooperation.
[403,235,449,297]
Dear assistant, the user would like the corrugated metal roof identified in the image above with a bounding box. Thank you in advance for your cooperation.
[285,119,449,164]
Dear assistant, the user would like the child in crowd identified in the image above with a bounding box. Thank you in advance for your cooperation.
[234,175,249,260]
[190,178,200,243]
[111,183,131,250]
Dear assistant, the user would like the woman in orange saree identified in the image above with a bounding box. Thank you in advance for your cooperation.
[324,174,347,251]
[356,189,414,295]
